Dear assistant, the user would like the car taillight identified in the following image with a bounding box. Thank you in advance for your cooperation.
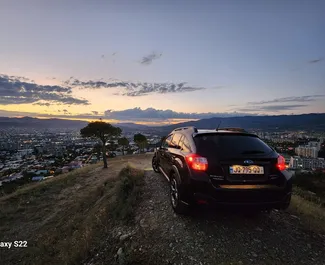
[276,155,286,171]
[185,154,208,171]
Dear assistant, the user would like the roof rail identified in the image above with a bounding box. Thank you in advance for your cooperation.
[172,126,198,133]
[217,127,247,132]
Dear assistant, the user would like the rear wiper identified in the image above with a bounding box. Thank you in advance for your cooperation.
[241,150,265,154]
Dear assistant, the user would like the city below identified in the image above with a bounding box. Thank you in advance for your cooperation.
[1,119,325,192]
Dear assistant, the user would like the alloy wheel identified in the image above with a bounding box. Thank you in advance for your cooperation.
[170,178,179,208]
[152,157,159,172]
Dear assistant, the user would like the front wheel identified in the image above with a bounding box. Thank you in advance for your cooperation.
[152,155,160,173]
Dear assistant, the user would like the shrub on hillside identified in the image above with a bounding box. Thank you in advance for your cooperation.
[111,165,145,222]
[293,171,325,199]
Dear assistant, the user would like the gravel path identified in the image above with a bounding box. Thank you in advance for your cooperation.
[89,167,325,265]
[130,170,325,265]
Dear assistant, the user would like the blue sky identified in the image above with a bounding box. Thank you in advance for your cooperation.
[0,0,324,124]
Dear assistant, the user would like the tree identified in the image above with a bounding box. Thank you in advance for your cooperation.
[134,133,148,153]
[118,137,129,155]
[80,121,122,168]
[93,143,102,160]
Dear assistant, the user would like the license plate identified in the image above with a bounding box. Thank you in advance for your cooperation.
[229,165,264,175]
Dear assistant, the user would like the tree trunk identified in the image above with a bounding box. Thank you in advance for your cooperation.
[102,144,108,168]
[122,146,124,156]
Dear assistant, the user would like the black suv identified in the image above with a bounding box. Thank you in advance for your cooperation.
[152,127,292,214]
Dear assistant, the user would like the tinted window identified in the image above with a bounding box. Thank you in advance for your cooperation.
[171,133,182,148]
[162,135,173,148]
[180,136,192,153]
[194,134,273,158]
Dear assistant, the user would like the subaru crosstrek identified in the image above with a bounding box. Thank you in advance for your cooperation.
[152,127,292,214]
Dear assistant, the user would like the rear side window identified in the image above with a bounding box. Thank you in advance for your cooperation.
[194,134,273,158]
[180,136,192,153]
[171,133,182,148]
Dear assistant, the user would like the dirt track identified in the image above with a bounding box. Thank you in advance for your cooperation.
[91,156,325,265]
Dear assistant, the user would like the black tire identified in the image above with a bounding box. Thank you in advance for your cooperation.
[170,172,190,215]
[152,155,160,173]
[281,193,292,210]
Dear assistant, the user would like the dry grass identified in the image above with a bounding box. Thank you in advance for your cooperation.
[0,162,145,265]
[289,194,325,234]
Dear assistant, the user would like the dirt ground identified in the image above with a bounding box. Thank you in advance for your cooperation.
[89,155,325,265]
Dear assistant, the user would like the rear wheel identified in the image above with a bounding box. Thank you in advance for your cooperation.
[170,173,190,215]
[152,155,160,173]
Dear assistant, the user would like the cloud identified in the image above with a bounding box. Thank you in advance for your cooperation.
[65,78,211,96]
[33,102,51,107]
[0,74,90,105]
[140,52,162,65]
[92,111,99,115]
[247,95,324,105]
[234,95,324,113]
[236,104,308,112]
[104,107,257,121]
[309,58,323,64]
[0,109,104,120]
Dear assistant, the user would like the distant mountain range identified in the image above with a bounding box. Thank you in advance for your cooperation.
[154,113,325,134]
[0,117,87,130]
[0,113,324,133]
[0,117,149,133]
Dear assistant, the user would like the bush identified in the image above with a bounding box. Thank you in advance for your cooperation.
[293,171,325,203]
[111,165,144,222]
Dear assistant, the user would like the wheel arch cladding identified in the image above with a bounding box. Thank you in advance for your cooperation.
[171,165,182,184]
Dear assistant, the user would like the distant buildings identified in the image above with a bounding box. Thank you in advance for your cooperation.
[295,140,322,158]
[289,156,325,170]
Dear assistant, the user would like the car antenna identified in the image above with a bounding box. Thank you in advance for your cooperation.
[216,120,222,131]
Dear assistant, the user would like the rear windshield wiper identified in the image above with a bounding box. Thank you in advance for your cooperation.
[241,150,265,154]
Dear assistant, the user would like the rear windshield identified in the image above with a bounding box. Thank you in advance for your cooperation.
[194,134,273,158]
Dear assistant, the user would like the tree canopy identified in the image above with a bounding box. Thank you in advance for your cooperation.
[80,121,122,144]
[118,137,129,155]
[134,133,147,144]
[80,121,122,168]
[134,133,148,152]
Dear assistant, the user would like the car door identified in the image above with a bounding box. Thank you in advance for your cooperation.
[159,134,173,173]
[164,133,183,174]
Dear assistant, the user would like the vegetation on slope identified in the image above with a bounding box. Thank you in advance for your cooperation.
[290,171,325,233]
[0,163,144,265]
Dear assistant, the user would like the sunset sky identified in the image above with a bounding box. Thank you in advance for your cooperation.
[0,0,324,124]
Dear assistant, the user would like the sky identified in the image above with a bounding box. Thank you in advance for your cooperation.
[0,0,324,124]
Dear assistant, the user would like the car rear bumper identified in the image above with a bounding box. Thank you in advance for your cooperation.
[189,180,292,209]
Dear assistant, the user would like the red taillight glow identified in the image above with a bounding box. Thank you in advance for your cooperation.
[276,155,286,171]
[185,154,208,171]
